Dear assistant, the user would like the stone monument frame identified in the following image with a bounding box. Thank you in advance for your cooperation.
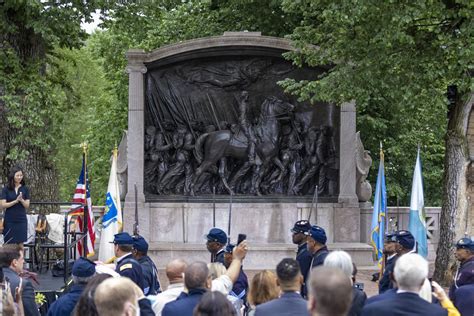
[124,32,369,268]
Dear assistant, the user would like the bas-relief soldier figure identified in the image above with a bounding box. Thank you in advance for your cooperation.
[316,126,336,195]
[156,125,194,194]
[239,91,257,164]
[292,126,321,195]
[264,124,302,194]
[153,128,172,193]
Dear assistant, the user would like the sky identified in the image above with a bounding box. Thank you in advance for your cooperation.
[81,10,102,34]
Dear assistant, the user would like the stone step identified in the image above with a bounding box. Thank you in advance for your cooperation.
[148,242,375,270]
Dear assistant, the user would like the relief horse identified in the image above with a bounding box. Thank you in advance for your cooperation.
[191,96,295,195]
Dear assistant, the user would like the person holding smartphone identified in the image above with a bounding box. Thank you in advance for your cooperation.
[0,166,30,244]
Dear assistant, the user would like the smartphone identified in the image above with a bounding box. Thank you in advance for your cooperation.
[237,234,247,245]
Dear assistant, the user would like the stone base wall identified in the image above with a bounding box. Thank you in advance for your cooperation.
[147,242,374,270]
[143,201,373,269]
[146,201,361,245]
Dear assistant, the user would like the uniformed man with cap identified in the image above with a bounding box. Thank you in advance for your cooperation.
[224,243,249,304]
[132,235,161,295]
[205,227,227,264]
[47,257,96,316]
[378,230,416,294]
[306,225,329,269]
[112,232,145,291]
[291,220,312,298]
[378,232,398,293]
[448,236,474,300]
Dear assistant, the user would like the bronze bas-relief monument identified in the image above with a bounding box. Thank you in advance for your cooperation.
[123,33,374,269]
[144,53,339,198]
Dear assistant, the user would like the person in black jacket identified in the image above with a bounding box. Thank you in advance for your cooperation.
[305,225,329,268]
[290,220,312,298]
[0,244,39,316]
[132,235,161,295]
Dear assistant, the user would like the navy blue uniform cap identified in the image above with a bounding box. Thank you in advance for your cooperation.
[112,232,134,245]
[72,257,96,277]
[305,225,327,244]
[133,235,149,252]
[291,220,312,234]
[395,230,415,250]
[205,228,227,245]
[456,237,474,251]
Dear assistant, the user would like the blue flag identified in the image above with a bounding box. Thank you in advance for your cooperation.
[370,148,387,269]
[408,148,428,257]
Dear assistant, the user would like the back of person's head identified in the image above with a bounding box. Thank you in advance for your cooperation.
[166,259,188,283]
[248,270,279,307]
[73,274,112,316]
[0,244,22,268]
[193,291,237,316]
[394,253,428,292]
[309,266,352,316]
[207,262,226,280]
[276,258,301,290]
[94,277,138,316]
[185,262,209,290]
[323,250,353,280]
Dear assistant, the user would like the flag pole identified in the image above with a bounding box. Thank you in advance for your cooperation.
[378,141,385,282]
[81,142,89,257]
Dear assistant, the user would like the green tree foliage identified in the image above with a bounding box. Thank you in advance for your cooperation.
[0,1,101,203]
[280,0,473,205]
[279,0,473,281]
[51,45,120,204]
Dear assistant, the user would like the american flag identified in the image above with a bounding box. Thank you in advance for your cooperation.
[70,157,95,257]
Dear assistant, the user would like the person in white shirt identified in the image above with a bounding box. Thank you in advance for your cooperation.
[152,259,188,316]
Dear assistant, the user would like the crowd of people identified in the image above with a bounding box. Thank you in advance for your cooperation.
[0,218,473,315]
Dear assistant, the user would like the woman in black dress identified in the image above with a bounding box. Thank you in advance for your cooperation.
[0,166,30,244]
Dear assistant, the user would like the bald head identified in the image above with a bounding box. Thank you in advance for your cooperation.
[166,259,188,284]
[184,261,209,290]
[309,266,352,316]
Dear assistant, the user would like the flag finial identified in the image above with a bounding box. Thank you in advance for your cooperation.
[80,142,88,154]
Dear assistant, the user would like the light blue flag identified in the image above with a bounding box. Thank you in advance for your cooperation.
[370,147,387,269]
[408,148,428,257]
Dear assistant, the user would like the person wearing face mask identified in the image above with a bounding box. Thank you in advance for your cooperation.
[0,166,30,244]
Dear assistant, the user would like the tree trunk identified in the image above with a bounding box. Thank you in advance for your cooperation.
[433,92,473,285]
